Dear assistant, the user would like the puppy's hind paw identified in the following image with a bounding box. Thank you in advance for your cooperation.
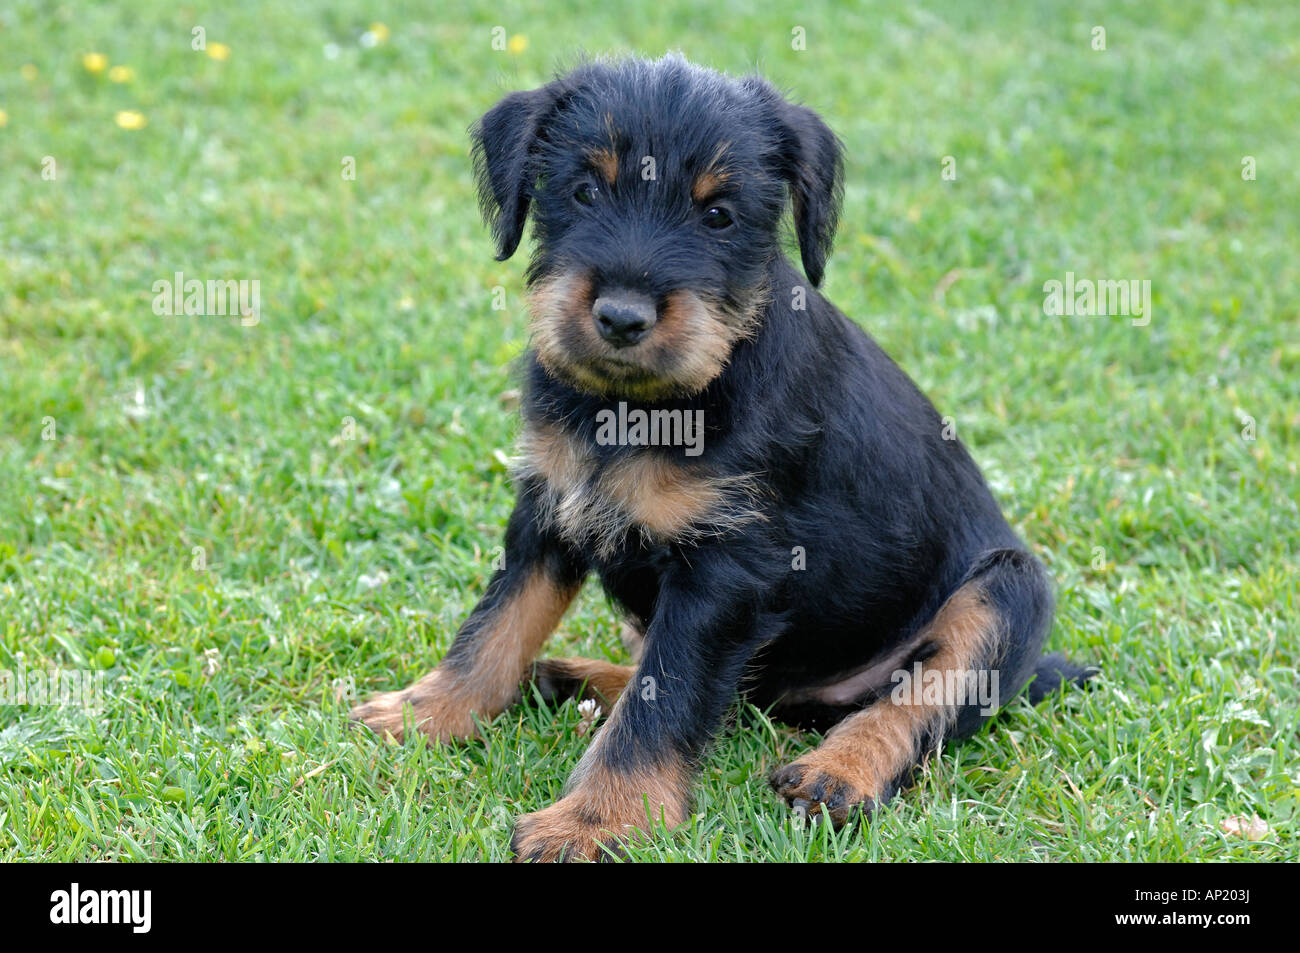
[769,759,889,827]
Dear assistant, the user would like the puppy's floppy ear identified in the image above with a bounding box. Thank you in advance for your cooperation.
[470,83,563,261]
[750,82,845,287]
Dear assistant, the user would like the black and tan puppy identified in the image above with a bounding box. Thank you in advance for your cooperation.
[351,54,1090,861]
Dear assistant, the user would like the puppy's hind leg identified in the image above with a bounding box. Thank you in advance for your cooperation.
[771,548,1069,824]
[527,657,635,709]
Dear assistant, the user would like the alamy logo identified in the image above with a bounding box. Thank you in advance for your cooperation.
[1042,271,1151,326]
[151,271,260,325]
[0,663,105,712]
[595,401,705,457]
[50,883,151,933]
[890,663,1000,716]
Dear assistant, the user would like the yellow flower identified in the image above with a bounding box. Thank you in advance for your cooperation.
[20,64,38,81]
[83,52,108,74]
[369,22,390,43]
[207,42,231,61]
[109,65,135,83]
[507,34,528,54]
[0,109,8,128]
[115,110,147,130]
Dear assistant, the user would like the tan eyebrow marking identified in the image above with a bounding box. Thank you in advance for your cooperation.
[691,141,733,202]
[588,147,618,185]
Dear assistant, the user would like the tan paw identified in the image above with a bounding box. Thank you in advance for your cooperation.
[510,766,687,863]
[510,797,639,863]
[348,669,481,743]
[769,751,888,827]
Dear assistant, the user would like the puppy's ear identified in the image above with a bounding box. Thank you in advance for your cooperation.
[470,84,562,261]
[750,83,844,287]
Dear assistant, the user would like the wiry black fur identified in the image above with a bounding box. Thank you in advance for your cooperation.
[463,55,1091,848]
[473,57,841,309]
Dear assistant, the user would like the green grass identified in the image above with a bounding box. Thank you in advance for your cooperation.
[1,0,1296,861]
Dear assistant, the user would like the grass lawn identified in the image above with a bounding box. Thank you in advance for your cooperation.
[0,0,1296,861]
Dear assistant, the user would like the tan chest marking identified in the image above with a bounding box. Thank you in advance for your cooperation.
[514,422,762,556]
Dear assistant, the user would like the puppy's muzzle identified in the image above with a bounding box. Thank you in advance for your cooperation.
[592,291,656,348]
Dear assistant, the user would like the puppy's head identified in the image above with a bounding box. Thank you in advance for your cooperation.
[471,54,843,399]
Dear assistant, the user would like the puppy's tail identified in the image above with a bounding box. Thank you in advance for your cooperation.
[1025,652,1096,705]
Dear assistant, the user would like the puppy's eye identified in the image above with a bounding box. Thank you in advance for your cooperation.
[701,206,733,230]
[574,183,599,207]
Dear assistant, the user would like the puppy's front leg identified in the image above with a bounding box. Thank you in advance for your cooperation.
[511,565,762,861]
[350,489,586,742]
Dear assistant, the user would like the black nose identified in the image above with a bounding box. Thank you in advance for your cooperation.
[592,292,657,347]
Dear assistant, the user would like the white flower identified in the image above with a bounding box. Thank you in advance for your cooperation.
[576,698,602,735]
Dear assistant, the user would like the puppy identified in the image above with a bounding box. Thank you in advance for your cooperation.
[351,54,1091,862]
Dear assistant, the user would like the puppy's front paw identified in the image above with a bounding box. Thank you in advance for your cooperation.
[348,668,480,743]
[770,754,888,827]
[510,798,630,863]
[510,772,687,863]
